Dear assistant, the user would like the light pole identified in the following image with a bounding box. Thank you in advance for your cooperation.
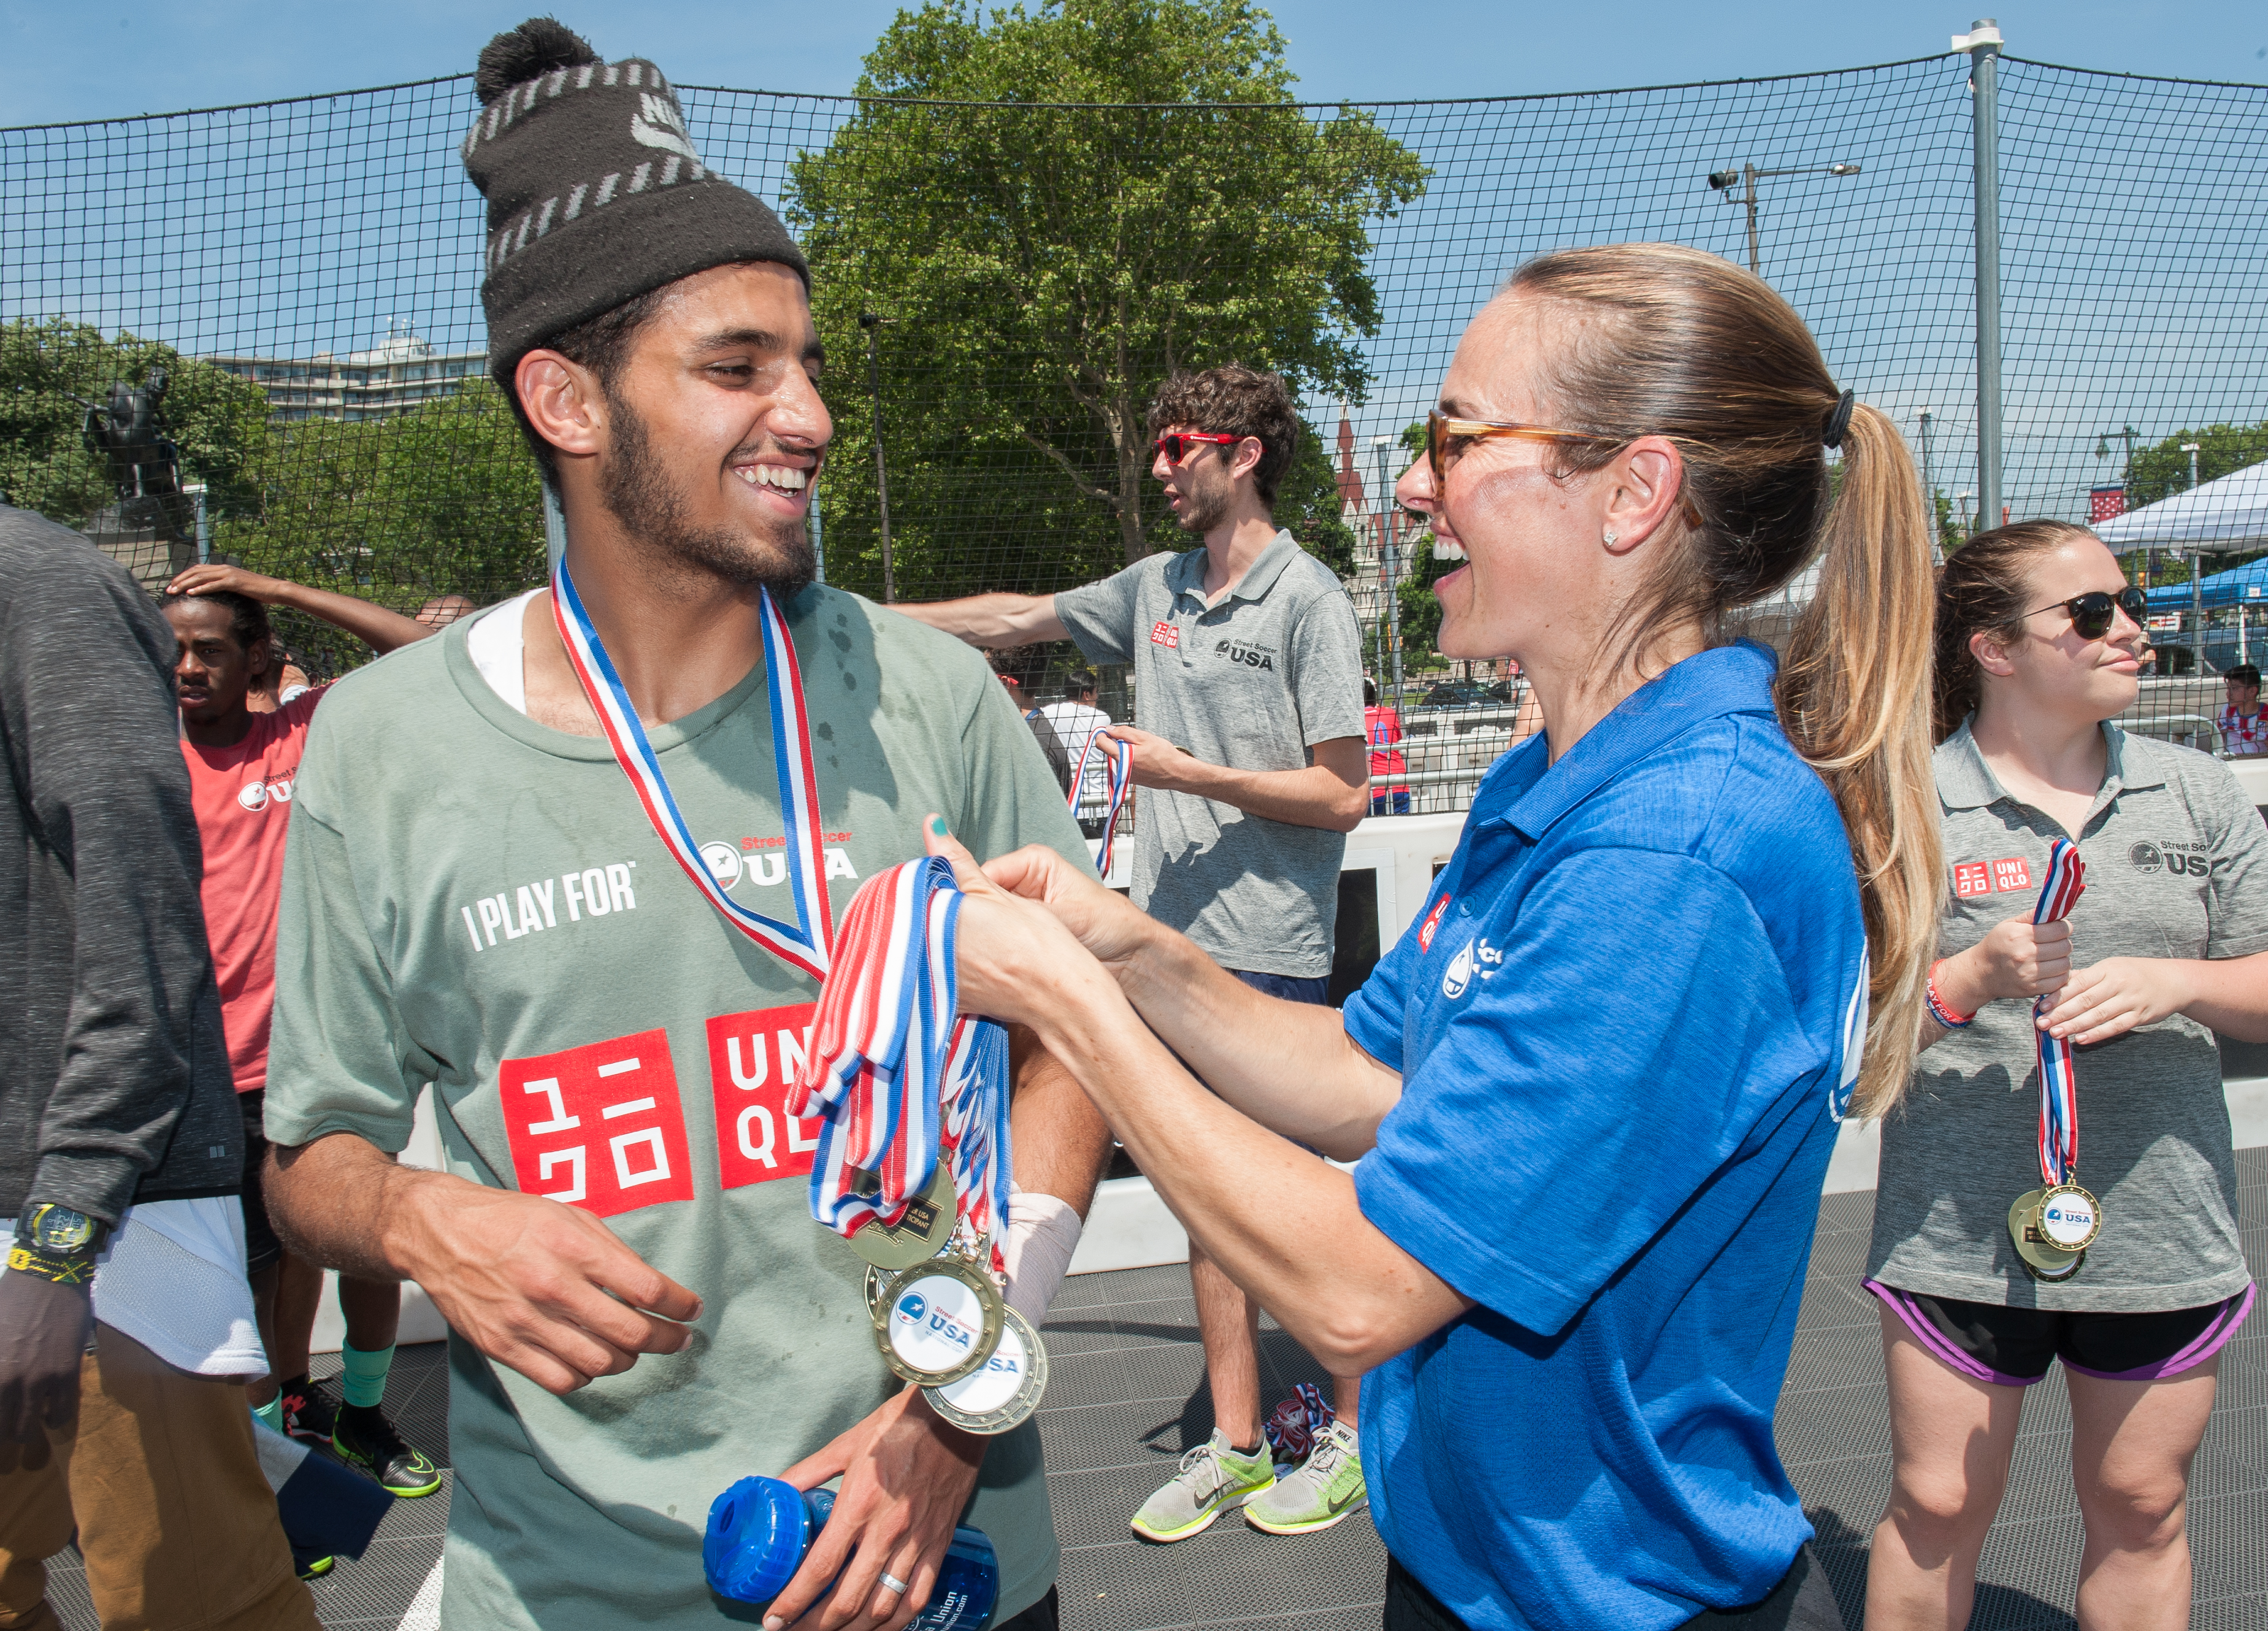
[1372,436,1404,706]
[2183,442,2205,670]
[1916,410,1937,554]
[860,312,896,604]
[1704,160,1863,277]
[1957,20,2007,551]
[2095,423,2140,578]
[1957,491,1975,540]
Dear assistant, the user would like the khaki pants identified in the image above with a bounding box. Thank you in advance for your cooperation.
[0,1323,316,1631]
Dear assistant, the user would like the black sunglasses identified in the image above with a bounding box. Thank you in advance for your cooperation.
[2023,586,2147,640]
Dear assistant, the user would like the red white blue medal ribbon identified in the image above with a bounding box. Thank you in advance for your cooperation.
[2030,839,2087,1186]
[551,560,832,981]
[1071,731,1133,875]
[791,857,1013,1273]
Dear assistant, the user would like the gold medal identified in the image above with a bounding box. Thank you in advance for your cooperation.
[864,1264,892,1322]
[924,1304,1049,1435]
[872,1254,1005,1387]
[2034,1182,2102,1253]
[2008,1188,2083,1281]
[849,1164,956,1271]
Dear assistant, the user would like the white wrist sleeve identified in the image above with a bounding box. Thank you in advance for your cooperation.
[1001,1187,1082,1325]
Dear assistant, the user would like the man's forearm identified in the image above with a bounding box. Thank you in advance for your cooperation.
[264,1132,427,1281]
[1166,759,1366,832]
[269,583,432,655]
[891,593,1066,649]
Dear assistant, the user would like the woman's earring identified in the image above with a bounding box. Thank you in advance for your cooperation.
[1603,529,1619,546]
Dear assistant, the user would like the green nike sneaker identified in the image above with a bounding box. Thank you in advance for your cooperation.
[333,1403,443,1498]
[1130,1430,1276,1541]
[1244,1419,1366,1535]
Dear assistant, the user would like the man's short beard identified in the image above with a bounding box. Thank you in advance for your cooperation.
[597,390,816,597]
[1171,458,1234,535]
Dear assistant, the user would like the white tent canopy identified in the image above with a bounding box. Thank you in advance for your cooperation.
[2095,458,2268,554]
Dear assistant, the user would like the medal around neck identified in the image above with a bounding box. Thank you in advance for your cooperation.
[850,1164,957,1271]
[925,1304,1049,1435]
[2008,1188,2083,1281]
[875,1255,1005,1387]
[2033,1182,2101,1253]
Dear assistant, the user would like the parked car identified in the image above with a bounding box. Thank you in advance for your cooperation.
[1420,680,1515,707]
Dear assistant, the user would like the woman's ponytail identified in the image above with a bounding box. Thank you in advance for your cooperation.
[1777,404,1942,1116]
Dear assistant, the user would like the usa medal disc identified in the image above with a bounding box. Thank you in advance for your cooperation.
[849,1164,957,1272]
[2008,1189,2083,1280]
[864,1264,892,1322]
[2034,1182,2102,1253]
[924,1305,1049,1435]
[874,1256,1004,1387]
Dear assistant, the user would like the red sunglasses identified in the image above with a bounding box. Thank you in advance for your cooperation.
[1154,432,1241,464]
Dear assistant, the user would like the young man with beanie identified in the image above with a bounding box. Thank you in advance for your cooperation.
[258,21,1106,1630]
[895,366,1373,1543]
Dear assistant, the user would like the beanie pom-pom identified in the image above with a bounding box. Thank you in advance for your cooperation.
[475,18,600,106]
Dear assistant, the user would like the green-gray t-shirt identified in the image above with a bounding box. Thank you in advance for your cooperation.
[1054,529,1365,978]
[1869,720,2268,1312]
[263,586,1088,1629]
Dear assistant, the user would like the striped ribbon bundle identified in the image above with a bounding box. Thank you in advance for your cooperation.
[791,857,1012,1268]
[2030,839,2088,1185]
[552,561,832,980]
[1072,731,1133,875]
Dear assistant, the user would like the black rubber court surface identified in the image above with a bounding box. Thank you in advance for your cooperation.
[40,1149,2267,1629]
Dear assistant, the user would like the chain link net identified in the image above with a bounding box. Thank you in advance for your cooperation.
[6,55,2265,804]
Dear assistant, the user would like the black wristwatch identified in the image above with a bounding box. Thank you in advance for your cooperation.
[7,1203,109,1286]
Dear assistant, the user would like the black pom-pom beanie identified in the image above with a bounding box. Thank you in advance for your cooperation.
[462,18,810,387]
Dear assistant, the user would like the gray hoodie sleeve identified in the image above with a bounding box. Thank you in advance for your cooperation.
[0,507,235,1226]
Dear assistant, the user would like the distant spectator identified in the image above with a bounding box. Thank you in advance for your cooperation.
[1043,668,1114,837]
[1001,672,1072,792]
[415,593,478,630]
[161,562,443,1504]
[2221,663,2264,756]
[1,504,318,1629]
[245,638,311,715]
[1364,677,1409,815]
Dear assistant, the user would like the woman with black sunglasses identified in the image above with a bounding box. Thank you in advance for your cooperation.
[1864,520,2268,1631]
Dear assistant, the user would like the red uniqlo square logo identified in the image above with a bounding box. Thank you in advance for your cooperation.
[1953,861,1992,899]
[499,1029,695,1219]
[705,1004,824,1191]
[1991,856,2032,894]
[1149,620,1179,648]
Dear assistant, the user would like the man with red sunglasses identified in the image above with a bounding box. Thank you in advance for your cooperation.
[896,363,1371,1542]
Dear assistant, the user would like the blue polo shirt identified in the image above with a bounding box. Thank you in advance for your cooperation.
[1344,642,1869,1631]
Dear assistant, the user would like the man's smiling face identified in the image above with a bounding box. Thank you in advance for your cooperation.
[594,259,831,592]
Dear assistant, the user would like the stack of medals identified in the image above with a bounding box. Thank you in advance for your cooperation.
[792,858,1048,1435]
[1070,731,1134,876]
[2009,839,2103,1281]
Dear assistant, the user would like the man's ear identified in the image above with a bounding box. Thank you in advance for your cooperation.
[514,349,607,461]
[1231,436,1266,485]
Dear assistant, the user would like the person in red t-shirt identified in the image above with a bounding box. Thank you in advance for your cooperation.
[1363,677,1409,815]
[162,562,443,1502]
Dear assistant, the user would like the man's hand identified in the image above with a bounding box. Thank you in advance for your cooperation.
[1098,724,1199,793]
[1943,915,2074,1012]
[390,1168,701,1395]
[0,1272,92,1468]
[767,1388,986,1631]
[166,562,290,602]
[2037,957,2198,1046]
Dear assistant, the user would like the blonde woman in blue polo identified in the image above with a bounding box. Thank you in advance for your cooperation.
[933,244,1945,1631]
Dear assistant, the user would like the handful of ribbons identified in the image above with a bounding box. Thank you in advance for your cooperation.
[789,856,1011,1274]
[1071,731,1133,876]
[2008,838,2102,1281]
[1263,1383,1336,1465]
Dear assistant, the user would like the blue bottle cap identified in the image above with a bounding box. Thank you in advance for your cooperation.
[703,1476,814,1605]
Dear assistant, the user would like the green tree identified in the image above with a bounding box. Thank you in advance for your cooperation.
[789,0,1428,593]
[0,317,270,524]
[2124,420,2268,509]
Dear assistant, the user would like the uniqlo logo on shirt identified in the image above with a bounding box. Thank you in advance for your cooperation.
[499,1029,695,1218]
[1149,620,1179,648]
[705,1003,825,1191]
[1953,861,1993,899]
[1991,856,2032,894]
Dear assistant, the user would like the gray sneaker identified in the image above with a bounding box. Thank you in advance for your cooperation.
[1245,1419,1366,1535]
[1130,1429,1276,1541]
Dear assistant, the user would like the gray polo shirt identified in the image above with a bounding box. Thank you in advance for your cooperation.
[1054,529,1364,978]
[1868,718,2268,1311]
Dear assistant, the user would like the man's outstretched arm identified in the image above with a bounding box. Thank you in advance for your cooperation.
[167,563,434,656]
[891,592,1067,650]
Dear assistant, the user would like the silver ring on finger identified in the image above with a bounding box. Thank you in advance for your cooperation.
[879,1573,909,1596]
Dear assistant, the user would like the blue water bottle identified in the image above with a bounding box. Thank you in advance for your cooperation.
[703,1476,1000,1629]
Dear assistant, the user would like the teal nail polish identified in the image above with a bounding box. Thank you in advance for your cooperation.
[929,815,949,837]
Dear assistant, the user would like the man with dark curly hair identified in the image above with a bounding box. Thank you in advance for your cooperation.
[897,363,1373,1543]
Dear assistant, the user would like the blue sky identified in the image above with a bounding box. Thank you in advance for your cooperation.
[2,1,2264,126]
